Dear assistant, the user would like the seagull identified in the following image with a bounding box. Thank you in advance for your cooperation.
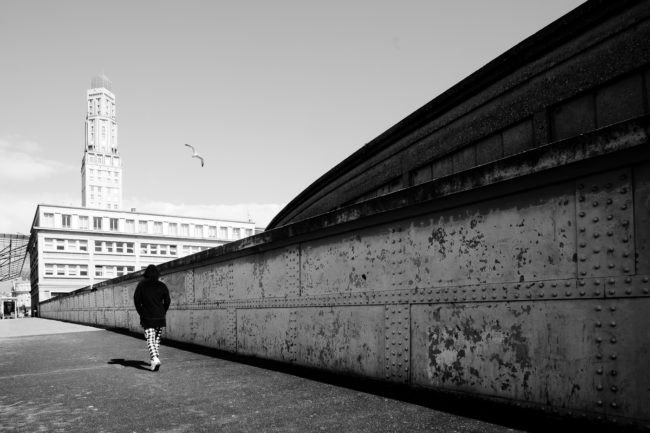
[184,143,205,167]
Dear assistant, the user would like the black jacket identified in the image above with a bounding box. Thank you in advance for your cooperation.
[133,279,171,328]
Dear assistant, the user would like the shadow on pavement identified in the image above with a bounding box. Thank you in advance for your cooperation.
[108,358,150,371]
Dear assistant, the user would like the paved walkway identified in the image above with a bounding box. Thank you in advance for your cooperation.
[0,319,525,433]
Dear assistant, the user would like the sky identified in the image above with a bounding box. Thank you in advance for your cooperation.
[0,0,586,235]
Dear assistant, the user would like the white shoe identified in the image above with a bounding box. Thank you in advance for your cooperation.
[150,357,160,372]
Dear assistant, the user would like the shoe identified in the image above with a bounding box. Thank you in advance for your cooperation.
[150,357,161,372]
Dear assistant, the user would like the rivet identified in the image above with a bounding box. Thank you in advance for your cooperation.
[611,402,618,408]
[620,187,627,194]
[595,321,602,327]
[596,384,603,391]
[538,293,544,298]
[565,281,571,287]
[644,288,650,294]
[606,198,613,204]
[579,227,586,233]
[596,368,603,375]
[565,291,571,296]
[621,204,627,210]
[552,292,558,298]
[539,282,544,288]
[596,305,602,311]
[579,281,586,286]
[625,289,632,294]
[580,271,587,276]
[594,280,601,286]
[611,370,618,376]
[596,337,602,342]
[593,233,600,239]
[594,290,601,296]
[624,267,630,273]
[610,353,617,360]
[608,290,615,295]
[579,291,586,296]
[644,277,649,283]
[592,201,598,207]
[622,238,629,243]
[610,306,616,311]
[593,248,600,253]
[596,353,603,360]
[594,264,600,269]
[610,321,616,327]
[597,400,603,406]
[610,337,617,344]
[593,217,599,223]
[625,277,632,284]
[608,278,615,285]
[607,215,613,221]
[608,263,615,269]
[579,212,586,217]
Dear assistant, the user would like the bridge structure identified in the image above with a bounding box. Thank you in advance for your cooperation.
[39,0,650,429]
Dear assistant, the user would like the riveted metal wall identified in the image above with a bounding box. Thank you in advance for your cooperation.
[40,160,650,427]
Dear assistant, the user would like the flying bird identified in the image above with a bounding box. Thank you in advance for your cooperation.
[184,143,205,167]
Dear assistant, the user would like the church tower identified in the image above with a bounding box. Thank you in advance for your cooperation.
[81,75,122,209]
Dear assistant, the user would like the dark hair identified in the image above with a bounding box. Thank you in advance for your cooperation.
[143,264,160,281]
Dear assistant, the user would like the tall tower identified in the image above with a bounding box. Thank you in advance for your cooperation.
[81,75,122,209]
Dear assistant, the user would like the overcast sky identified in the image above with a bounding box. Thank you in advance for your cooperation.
[0,0,585,234]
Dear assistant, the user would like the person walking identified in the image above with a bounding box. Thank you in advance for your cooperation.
[133,264,170,371]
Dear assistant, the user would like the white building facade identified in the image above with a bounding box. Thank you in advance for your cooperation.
[28,204,255,305]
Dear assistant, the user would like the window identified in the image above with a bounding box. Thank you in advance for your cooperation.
[169,223,177,236]
[62,214,71,228]
[79,216,89,229]
[209,226,217,238]
[56,265,65,276]
[126,242,134,254]
[106,242,114,253]
[220,227,228,239]
[45,264,53,276]
[79,240,88,252]
[80,265,88,276]
[245,229,253,237]
[68,266,77,277]
[116,243,124,254]
[140,243,148,255]
[181,224,189,236]
[95,266,103,277]
[170,245,177,256]
[194,225,203,238]
[233,228,241,239]
[150,244,158,255]
[56,239,65,251]
[93,217,102,230]
[44,238,54,250]
[110,218,119,231]
[138,221,148,233]
[154,222,163,234]
[125,219,134,233]
[43,213,54,227]
[95,241,102,253]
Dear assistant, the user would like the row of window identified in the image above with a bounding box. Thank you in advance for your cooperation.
[44,264,136,278]
[43,237,210,257]
[87,154,120,166]
[43,213,253,240]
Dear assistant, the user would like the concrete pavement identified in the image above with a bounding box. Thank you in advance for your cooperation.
[0,318,527,433]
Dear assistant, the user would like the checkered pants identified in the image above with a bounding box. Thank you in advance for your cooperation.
[144,327,163,360]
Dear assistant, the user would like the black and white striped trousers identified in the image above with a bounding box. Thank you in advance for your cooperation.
[144,327,163,360]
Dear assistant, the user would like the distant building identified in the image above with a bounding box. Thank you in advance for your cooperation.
[12,279,30,316]
[28,76,257,309]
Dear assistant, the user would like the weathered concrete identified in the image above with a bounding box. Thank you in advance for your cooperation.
[38,0,650,430]
[0,318,524,433]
